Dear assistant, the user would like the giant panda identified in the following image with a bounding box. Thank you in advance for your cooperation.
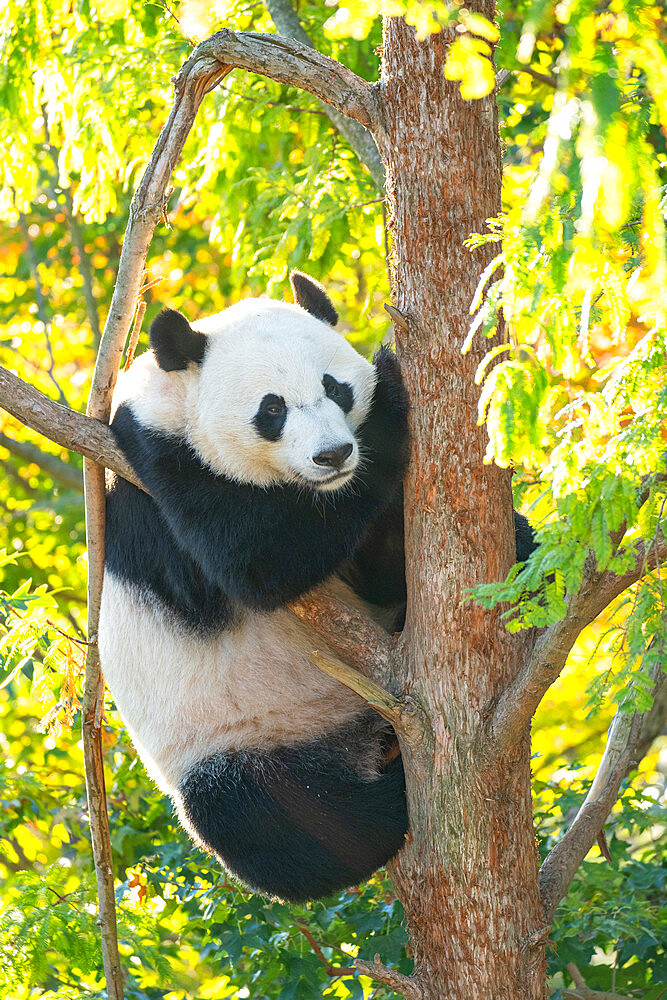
[98,271,536,903]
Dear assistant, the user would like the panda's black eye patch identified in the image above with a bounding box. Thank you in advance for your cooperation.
[253,394,287,442]
[322,374,353,414]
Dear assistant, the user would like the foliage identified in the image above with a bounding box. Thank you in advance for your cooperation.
[535,777,666,994]
[0,0,664,998]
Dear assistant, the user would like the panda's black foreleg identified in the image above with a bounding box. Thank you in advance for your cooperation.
[177,732,408,903]
[514,510,538,562]
[338,492,407,630]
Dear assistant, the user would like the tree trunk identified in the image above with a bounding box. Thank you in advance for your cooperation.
[377,15,547,998]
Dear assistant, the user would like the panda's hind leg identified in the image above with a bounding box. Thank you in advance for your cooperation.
[176,725,408,903]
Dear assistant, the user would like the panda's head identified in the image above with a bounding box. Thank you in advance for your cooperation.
[120,272,377,491]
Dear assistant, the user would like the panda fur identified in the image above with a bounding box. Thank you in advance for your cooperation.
[99,272,412,903]
[99,271,537,903]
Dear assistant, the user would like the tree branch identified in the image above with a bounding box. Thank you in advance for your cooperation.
[310,650,412,731]
[196,29,382,132]
[0,429,82,491]
[0,367,143,491]
[355,954,424,999]
[491,534,667,753]
[539,660,665,923]
[290,585,391,684]
[264,0,385,191]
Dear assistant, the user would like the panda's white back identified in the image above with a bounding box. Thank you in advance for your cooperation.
[99,574,373,793]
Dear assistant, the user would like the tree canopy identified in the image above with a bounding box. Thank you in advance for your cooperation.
[0,2,664,998]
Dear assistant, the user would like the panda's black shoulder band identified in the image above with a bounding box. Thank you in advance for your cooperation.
[150,308,208,371]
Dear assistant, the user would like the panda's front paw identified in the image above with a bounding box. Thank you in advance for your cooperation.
[372,347,409,423]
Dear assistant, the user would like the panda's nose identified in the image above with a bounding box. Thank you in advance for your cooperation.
[312,443,353,469]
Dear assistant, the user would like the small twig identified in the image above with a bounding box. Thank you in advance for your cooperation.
[124,298,147,371]
[310,650,417,736]
[355,954,424,1000]
[296,921,356,977]
[518,64,558,88]
[596,829,612,863]
[159,0,196,45]
[564,963,636,1000]
[345,196,386,211]
[46,620,94,647]
[17,214,70,408]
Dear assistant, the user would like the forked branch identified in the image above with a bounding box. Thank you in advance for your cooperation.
[539,660,666,922]
[195,30,382,132]
[491,535,667,753]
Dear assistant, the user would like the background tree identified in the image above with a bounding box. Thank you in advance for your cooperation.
[0,2,665,999]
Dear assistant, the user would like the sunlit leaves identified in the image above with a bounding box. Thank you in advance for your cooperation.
[444,34,496,99]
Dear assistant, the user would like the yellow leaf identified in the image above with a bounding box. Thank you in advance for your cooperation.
[459,10,500,42]
[96,0,126,20]
[444,36,495,100]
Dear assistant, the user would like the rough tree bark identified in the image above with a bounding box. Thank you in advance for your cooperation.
[376,17,546,999]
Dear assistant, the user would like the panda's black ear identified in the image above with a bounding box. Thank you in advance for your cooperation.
[149,308,207,371]
[289,270,338,326]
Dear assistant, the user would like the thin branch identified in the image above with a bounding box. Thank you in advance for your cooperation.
[564,963,637,1000]
[0,430,82,491]
[0,367,143,491]
[517,64,558,88]
[43,121,101,348]
[264,0,385,191]
[17,214,70,407]
[355,954,424,1000]
[539,660,665,923]
[123,298,147,372]
[491,534,667,753]
[296,921,356,977]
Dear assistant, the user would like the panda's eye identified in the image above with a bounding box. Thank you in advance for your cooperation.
[322,374,354,414]
[253,394,287,442]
